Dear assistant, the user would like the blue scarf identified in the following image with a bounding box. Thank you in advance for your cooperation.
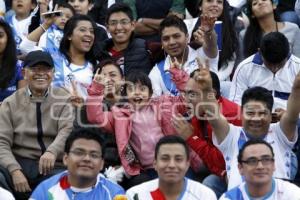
[44,25,63,55]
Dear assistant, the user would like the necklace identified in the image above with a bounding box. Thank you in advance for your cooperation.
[169,46,188,69]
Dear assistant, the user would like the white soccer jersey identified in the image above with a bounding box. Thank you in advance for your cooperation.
[220,178,300,200]
[126,178,217,200]
[230,53,300,110]
[149,46,218,97]
[213,123,298,190]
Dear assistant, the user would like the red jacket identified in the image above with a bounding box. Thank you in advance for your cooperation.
[186,97,241,177]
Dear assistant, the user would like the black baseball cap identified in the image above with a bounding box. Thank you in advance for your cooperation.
[23,50,54,69]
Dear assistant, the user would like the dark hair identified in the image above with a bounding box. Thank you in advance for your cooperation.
[57,2,76,16]
[243,0,280,58]
[0,20,17,89]
[260,32,289,64]
[59,14,97,65]
[154,135,190,159]
[67,0,93,4]
[241,86,273,112]
[96,59,123,77]
[124,71,153,96]
[105,2,134,24]
[237,139,274,163]
[64,127,104,156]
[190,70,221,99]
[192,0,239,70]
[159,15,188,36]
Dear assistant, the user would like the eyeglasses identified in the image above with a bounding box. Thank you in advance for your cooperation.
[108,19,131,27]
[240,157,274,167]
[69,150,102,160]
[181,90,201,99]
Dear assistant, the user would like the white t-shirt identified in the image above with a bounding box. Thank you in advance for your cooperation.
[12,15,31,39]
[220,178,300,200]
[126,178,217,200]
[38,27,63,50]
[229,53,300,110]
[213,123,298,190]
[149,46,218,97]
[62,62,93,99]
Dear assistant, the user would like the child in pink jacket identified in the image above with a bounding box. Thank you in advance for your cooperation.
[86,67,201,185]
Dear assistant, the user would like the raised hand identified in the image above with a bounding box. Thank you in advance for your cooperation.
[200,14,217,33]
[93,68,106,85]
[40,4,59,29]
[194,58,213,92]
[170,57,182,70]
[193,28,205,45]
[69,78,84,107]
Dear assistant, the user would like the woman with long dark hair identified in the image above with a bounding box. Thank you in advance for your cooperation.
[242,0,300,58]
[188,0,240,82]
[53,14,97,99]
[0,20,26,102]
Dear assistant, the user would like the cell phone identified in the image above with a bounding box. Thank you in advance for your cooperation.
[41,10,63,17]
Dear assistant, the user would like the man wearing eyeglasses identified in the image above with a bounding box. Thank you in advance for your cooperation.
[220,139,300,199]
[30,127,125,200]
[96,2,152,76]
[0,50,74,200]
[192,61,300,191]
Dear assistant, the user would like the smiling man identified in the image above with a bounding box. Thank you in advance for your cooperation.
[149,15,219,97]
[96,2,152,76]
[126,135,217,200]
[0,50,74,200]
[192,61,300,190]
[220,139,300,199]
[30,127,125,200]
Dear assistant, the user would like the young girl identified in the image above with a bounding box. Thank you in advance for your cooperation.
[86,66,200,188]
[0,20,26,102]
[242,0,300,58]
[20,3,75,55]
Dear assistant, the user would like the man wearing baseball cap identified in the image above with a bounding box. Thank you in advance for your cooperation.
[0,51,74,200]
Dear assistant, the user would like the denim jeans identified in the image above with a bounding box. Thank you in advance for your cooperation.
[202,174,227,198]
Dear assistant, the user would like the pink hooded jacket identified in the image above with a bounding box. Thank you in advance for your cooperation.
[86,68,201,175]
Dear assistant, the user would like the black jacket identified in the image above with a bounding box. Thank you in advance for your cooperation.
[96,37,153,76]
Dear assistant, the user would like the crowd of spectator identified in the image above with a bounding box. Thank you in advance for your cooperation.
[0,0,300,199]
